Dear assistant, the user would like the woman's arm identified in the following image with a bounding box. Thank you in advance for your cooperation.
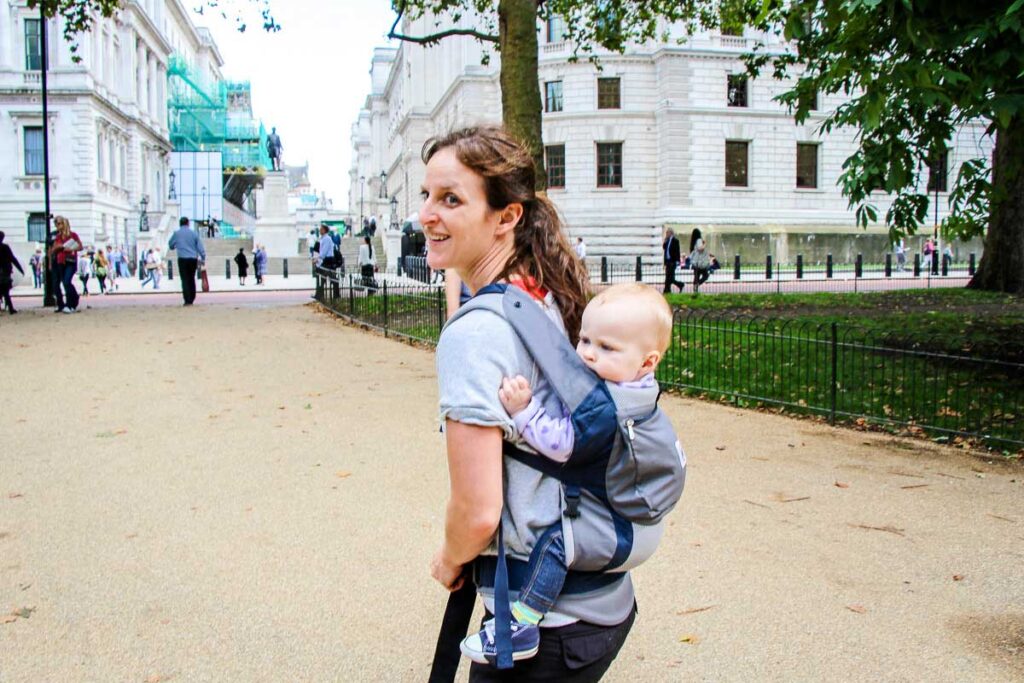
[430,419,504,590]
[444,271,463,321]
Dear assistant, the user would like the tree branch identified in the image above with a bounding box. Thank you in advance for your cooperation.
[388,2,498,46]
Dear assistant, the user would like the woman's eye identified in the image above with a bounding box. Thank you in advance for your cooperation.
[443,193,460,206]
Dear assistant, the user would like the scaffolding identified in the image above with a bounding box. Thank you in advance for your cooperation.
[167,55,270,209]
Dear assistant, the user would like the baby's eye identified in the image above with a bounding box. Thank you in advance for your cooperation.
[578,336,590,345]
[600,343,615,351]
[419,190,429,200]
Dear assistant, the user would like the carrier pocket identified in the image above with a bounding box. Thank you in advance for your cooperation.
[605,409,686,524]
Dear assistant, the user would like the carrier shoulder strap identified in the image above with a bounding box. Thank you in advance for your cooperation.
[447,283,601,413]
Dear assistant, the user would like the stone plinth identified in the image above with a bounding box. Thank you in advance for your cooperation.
[254,171,298,256]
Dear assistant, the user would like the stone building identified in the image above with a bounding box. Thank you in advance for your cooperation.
[349,13,989,264]
[0,0,223,274]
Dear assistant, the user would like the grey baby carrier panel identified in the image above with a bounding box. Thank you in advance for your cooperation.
[449,283,686,572]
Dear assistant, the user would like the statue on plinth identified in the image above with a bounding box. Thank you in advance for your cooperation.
[266,127,283,171]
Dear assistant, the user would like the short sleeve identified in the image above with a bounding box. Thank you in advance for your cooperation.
[437,310,525,438]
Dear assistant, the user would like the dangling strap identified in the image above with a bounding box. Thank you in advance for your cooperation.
[427,572,477,683]
[492,524,515,669]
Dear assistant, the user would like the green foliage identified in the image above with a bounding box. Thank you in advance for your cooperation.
[737,0,1024,242]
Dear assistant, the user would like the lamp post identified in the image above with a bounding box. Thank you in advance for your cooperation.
[168,169,176,200]
[389,195,398,232]
[201,185,207,228]
[39,1,55,307]
[359,175,365,232]
[138,195,150,232]
[379,170,387,199]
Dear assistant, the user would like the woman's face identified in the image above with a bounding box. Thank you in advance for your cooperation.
[419,148,502,273]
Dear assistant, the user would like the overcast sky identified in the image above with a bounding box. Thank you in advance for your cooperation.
[198,0,399,210]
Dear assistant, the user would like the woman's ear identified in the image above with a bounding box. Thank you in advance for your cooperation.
[495,203,524,236]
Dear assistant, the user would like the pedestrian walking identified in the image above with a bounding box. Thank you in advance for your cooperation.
[0,231,25,314]
[574,236,586,261]
[358,235,377,293]
[140,249,156,288]
[421,126,635,681]
[662,228,685,293]
[168,217,206,306]
[47,215,82,313]
[688,228,712,293]
[234,248,249,285]
[94,249,110,294]
[29,248,43,289]
[895,240,907,271]
[77,250,92,297]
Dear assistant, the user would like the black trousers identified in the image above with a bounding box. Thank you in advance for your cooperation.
[663,260,684,293]
[468,606,636,682]
[178,258,198,304]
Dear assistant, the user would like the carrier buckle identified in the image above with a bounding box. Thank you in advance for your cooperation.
[564,486,581,519]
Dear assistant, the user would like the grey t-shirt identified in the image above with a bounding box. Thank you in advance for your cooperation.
[436,294,635,627]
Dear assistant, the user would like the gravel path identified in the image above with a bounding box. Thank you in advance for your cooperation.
[1,300,1021,682]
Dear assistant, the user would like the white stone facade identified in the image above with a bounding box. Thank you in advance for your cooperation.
[0,0,223,279]
[349,15,991,264]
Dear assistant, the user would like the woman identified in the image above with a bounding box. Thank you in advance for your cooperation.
[423,127,636,681]
[689,228,711,292]
[94,248,109,294]
[234,248,249,285]
[47,216,82,313]
[358,235,377,292]
[254,245,268,285]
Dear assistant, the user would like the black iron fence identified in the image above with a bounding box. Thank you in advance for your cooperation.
[313,268,1022,451]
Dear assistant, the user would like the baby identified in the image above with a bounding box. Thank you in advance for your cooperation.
[461,282,674,664]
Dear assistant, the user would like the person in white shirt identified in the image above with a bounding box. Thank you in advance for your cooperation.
[358,235,378,293]
[574,237,586,261]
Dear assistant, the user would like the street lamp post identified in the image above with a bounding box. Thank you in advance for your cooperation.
[39,1,55,307]
[389,195,398,232]
[168,169,176,200]
[201,185,207,227]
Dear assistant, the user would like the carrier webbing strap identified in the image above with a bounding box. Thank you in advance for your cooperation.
[427,575,477,683]
[493,525,514,669]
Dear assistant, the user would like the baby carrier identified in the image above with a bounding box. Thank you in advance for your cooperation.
[430,283,686,677]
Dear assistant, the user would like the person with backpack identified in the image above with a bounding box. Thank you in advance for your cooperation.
[689,228,712,292]
[455,282,683,665]
[423,126,645,681]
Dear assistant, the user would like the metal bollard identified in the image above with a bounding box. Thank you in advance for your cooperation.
[601,257,608,283]
[226,259,231,279]
[635,256,643,282]
[796,254,803,279]
[885,253,892,277]
[283,258,289,279]
[826,253,833,279]
[733,255,741,281]
[765,255,773,280]
[931,252,939,275]
[942,255,949,277]
[913,254,921,277]
[855,254,863,278]
[167,261,174,280]
[968,253,976,275]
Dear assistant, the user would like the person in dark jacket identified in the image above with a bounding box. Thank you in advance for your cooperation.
[234,248,249,285]
[0,231,25,314]
[662,228,685,293]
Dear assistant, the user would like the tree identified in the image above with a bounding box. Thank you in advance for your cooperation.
[389,0,710,188]
[733,0,1024,293]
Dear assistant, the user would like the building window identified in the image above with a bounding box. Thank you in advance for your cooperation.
[24,127,44,175]
[927,150,948,192]
[597,77,621,109]
[545,144,565,189]
[596,142,623,187]
[796,143,818,189]
[725,140,749,187]
[27,213,47,243]
[545,81,563,113]
[808,90,819,111]
[546,15,566,42]
[25,18,42,71]
[727,74,748,107]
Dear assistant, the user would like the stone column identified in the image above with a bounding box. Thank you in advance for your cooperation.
[0,1,11,69]
[136,40,145,111]
[156,62,166,129]
[148,52,156,119]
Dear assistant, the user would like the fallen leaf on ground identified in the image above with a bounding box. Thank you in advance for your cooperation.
[335,471,352,479]
[679,634,700,644]
[834,481,850,488]
[714,445,726,451]
[677,605,716,616]
[7,493,23,499]
[953,574,965,581]
[846,605,867,614]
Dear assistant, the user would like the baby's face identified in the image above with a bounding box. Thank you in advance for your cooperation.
[575,300,657,383]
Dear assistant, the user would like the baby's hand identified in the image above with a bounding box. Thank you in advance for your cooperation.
[499,375,533,416]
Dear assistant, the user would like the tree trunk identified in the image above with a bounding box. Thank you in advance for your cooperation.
[969,115,1024,294]
[498,0,546,189]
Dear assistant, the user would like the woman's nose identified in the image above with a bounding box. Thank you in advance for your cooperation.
[419,202,436,227]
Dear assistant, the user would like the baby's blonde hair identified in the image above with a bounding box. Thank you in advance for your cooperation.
[589,283,674,353]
